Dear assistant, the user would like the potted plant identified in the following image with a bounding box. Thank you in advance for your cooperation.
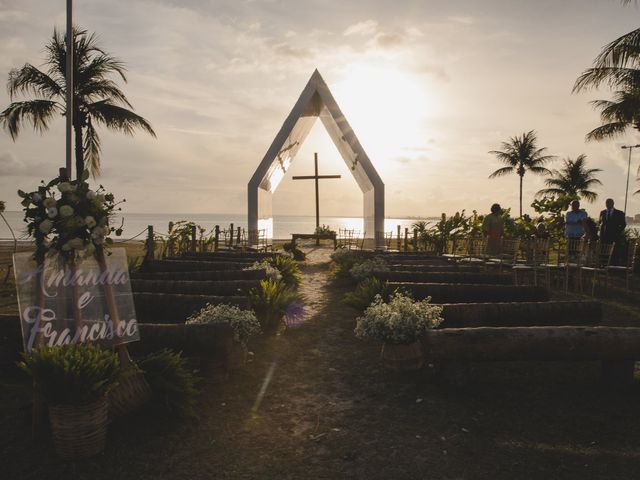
[354,293,443,371]
[186,303,261,368]
[18,344,120,459]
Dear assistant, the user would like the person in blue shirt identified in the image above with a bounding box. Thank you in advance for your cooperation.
[565,200,588,240]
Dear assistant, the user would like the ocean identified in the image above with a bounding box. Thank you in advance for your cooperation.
[0,211,435,242]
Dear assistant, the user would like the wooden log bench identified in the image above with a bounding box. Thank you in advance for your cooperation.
[131,279,259,296]
[377,271,513,285]
[438,301,602,328]
[389,282,549,303]
[421,326,640,385]
[142,259,254,273]
[388,264,484,273]
[134,292,249,323]
[132,268,267,282]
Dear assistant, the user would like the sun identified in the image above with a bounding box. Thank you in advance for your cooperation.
[332,63,436,162]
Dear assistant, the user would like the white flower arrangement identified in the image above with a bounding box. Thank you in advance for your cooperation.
[330,247,357,265]
[186,303,261,343]
[349,257,389,281]
[243,260,282,281]
[354,293,443,345]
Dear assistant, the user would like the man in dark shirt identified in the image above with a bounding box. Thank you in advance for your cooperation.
[598,198,626,264]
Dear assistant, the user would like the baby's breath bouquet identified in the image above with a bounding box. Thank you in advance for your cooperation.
[18,170,124,264]
[349,257,389,281]
[243,260,282,282]
[355,293,443,345]
[186,303,261,343]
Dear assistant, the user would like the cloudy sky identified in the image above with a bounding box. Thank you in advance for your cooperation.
[1,0,640,219]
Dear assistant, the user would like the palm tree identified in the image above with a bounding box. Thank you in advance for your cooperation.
[0,27,155,179]
[488,130,554,217]
[536,155,602,202]
[572,1,640,140]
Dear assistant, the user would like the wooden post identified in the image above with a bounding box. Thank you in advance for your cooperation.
[413,228,418,252]
[190,225,197,254]
[214,225,220,251]
[397,225,401,251]
[404,228,409,252]
[229,223,234,248]
[144,225,154,263]
[236,227,241,247]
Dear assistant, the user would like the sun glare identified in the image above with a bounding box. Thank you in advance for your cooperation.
[333,64,434,162]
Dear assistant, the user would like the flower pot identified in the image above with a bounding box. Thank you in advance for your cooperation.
[380,340,424,371]
[48,396,109,460]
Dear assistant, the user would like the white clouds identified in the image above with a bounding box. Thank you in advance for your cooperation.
[343,20,378,36]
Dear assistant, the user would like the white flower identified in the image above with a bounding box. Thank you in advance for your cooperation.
[39,219,53,234]
[46,207,58,219]
[186,303,261,342]
[86,190,97,200]
[85,216,96,228]
[59,205,74,217]
[58,182,71,193]
[43,197,57,208]
[31,193,42,203]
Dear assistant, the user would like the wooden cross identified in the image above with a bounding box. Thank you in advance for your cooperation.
[292,152,341,234]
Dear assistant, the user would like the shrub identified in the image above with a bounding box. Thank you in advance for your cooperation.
[18,344,120,406]
[249,279,302,332]
[186,303,261,343]
[138,349,199,418]
[343,277,391,311]
[330,248,366,279]
[354,293,443,345]
[243,260,282,281]
[315,224,335,235]
[282,241,306,261]
[349,257,389,281]
[268,255,301,289]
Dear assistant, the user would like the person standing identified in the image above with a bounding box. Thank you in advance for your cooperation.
[482,203,504,255]
[599,198,626,263]
[565,200,587,240]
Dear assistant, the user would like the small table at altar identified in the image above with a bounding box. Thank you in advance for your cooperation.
[291,233,338,249]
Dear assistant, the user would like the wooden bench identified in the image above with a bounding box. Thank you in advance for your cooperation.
[291,232,337,249]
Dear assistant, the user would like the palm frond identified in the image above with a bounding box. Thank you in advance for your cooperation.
[88,101,156,137]
[7,64,64,100]
[83,118,102,177]
[488,166,513,178]
[0,100,62,139]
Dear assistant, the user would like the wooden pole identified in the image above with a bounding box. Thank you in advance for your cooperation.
[404,228,409,252]
[229,223,234,248]
[236,227,241,247]
[413,228,418,252]
[65,0,73,178]
[145,225,154,263]
[397,225,401,251]
[214,225,219,251]
[190,224,197,254]
[314,153,320,238]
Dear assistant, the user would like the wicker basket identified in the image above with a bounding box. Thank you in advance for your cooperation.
[380,341,424,371]
[108,368,152,419]
[49,397,109,460]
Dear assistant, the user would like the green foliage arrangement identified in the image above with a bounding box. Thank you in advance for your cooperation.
[186,303,261,343]
[167,221,214,256]
[268,255,302,289]
[531,194,576,240]
[18,171,123,264]
[349,257,389,282]
[355,293,444,345]
[282,241,306,261]
[243,260,282,282]
[343,277,392,311]
[315,224,336,235]
[138,349,199,418]
[18,344,119,406]
[249,279,302,332]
